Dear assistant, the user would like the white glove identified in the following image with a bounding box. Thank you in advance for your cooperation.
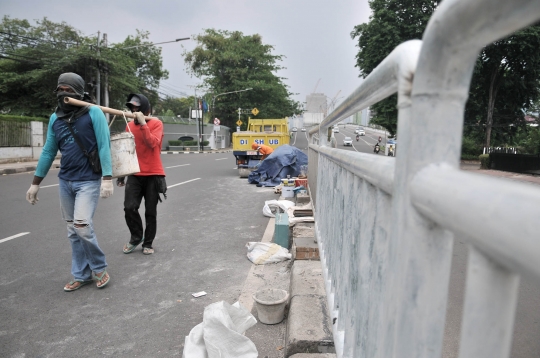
[100,180,114,198]
[134,112,146,126]
[26,184,40,205]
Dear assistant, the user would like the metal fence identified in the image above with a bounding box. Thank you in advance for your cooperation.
[0,121,32,147]
[307,0,540,357]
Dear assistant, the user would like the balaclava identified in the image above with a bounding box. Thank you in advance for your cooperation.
[55,72,90,122]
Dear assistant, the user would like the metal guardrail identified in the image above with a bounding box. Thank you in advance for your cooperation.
[0,121,32,147]
[307,0,540,357]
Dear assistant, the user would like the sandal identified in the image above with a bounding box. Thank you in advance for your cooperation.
[143,247,154,255]
[123,238,143,254]
[64,279,92,292]
[93,271,110,289]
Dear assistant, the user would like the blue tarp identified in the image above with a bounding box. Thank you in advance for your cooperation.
[248,145,308,187]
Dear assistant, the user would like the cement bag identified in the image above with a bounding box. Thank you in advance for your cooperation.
[262,199,295,218]
[183,301,258,358]
[246,242,291,265]
[110,132,140,178]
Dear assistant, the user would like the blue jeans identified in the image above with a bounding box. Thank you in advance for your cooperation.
[59,179,107,281]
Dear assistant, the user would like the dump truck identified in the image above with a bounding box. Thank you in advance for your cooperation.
[233,118,290,177]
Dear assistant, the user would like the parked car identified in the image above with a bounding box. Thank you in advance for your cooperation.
[291,127,297,132]
[301,128,306,132]
[355,127,365,136]
[332,127,339,133]
[343,137,353,146]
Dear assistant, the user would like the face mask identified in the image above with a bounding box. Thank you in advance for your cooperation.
[57,91,81,112]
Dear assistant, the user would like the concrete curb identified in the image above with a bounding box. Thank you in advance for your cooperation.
[0,166,37,175]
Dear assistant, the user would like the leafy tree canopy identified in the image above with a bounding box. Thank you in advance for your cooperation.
[351,0,437,135]
[351,0,540,152]
[0,16,168,117]
[184,29,301,129]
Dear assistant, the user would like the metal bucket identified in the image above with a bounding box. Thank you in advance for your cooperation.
[110,132,140,178]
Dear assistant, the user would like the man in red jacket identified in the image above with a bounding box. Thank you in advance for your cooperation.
[117,94,165,255]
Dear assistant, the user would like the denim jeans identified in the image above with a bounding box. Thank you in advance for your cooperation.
[124,175,160,248]
[59,179,107,281]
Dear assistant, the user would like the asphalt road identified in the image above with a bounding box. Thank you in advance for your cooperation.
[0,153,276,357]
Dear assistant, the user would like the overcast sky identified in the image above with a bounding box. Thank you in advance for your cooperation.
[3,0,371,107]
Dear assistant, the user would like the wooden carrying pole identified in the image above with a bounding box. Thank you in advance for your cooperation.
[63,97,152,120]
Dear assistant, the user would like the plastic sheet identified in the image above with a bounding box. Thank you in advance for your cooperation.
[183,301,258,358]
[248,145,308,187]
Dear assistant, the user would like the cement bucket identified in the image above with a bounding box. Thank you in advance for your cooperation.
[253,288,289,324]
[110,132,140,178]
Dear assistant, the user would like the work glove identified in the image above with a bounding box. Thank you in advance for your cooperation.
[134,112,146,126]
[100,179,114,198]
[26,184,40,205]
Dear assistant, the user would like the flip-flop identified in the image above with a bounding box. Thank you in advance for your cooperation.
[123,238,143,254]
[143,247,154,255]
[93,271,110,289]
[64,279,92,292]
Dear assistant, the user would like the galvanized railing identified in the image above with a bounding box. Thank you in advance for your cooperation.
[307,0,540,357]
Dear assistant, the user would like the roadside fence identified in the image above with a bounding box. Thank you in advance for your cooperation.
[0,121,32,147]
[307,0,540,357]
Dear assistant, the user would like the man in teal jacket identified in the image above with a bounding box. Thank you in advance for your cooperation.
[25,72,113,292]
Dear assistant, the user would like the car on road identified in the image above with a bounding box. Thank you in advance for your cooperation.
[301,128,306,132]
[355,127,365,136]
[332,127,339,133]
[343,137,353,146]
[291,127,297,132]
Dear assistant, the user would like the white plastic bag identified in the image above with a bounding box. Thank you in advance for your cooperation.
[246,242,292,265]
[262,199,295,218]
[183,301,258,358]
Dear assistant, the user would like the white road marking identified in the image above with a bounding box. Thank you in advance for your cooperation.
[167,178,201,189]
[41,184,59,188]
[215,158,228,161]
[0,232,30,244]
[166,164,191,169]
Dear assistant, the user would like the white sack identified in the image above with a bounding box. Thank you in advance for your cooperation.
[262,199,295,218]
[246,242,292,265]
[183,301,258,358]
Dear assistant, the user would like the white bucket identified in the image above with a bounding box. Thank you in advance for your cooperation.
[110,132,140,178]
[252,288,289,324]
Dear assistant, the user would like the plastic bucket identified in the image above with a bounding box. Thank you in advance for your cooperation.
[110,132,140,178]
[252,288,289,324]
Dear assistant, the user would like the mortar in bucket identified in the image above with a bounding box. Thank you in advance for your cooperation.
[252,288,289,324]
[110,132,140,178]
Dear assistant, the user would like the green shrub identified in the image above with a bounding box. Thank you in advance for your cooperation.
[168,140,183,146]
[0,114,48,123]
[479,154,490,169]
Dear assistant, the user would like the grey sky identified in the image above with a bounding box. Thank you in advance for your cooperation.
[3,0,371,107]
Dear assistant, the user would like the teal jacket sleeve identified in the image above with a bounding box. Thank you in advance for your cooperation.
[90,106,112,176]
[35,115,59,178]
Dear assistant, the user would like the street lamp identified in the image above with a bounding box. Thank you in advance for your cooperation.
[209,88,252,149]
[120,37,190,50]
[211,88,253,113]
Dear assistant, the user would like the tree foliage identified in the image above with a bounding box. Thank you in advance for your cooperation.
[351,0,437,135]
[351,1,540,153]
[184,29,301,129]
[0,16,168,117]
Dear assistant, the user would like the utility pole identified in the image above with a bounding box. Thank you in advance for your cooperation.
[103,33,109,122]
[96,31,101,106]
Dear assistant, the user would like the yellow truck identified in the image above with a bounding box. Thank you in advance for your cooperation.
[233,118,290,177]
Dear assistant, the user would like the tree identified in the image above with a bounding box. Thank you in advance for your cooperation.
[465,24,540,148]
[184,29,301,130]
[351,0,437,135]
[0,16,168,117]
[154,95,195,119]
